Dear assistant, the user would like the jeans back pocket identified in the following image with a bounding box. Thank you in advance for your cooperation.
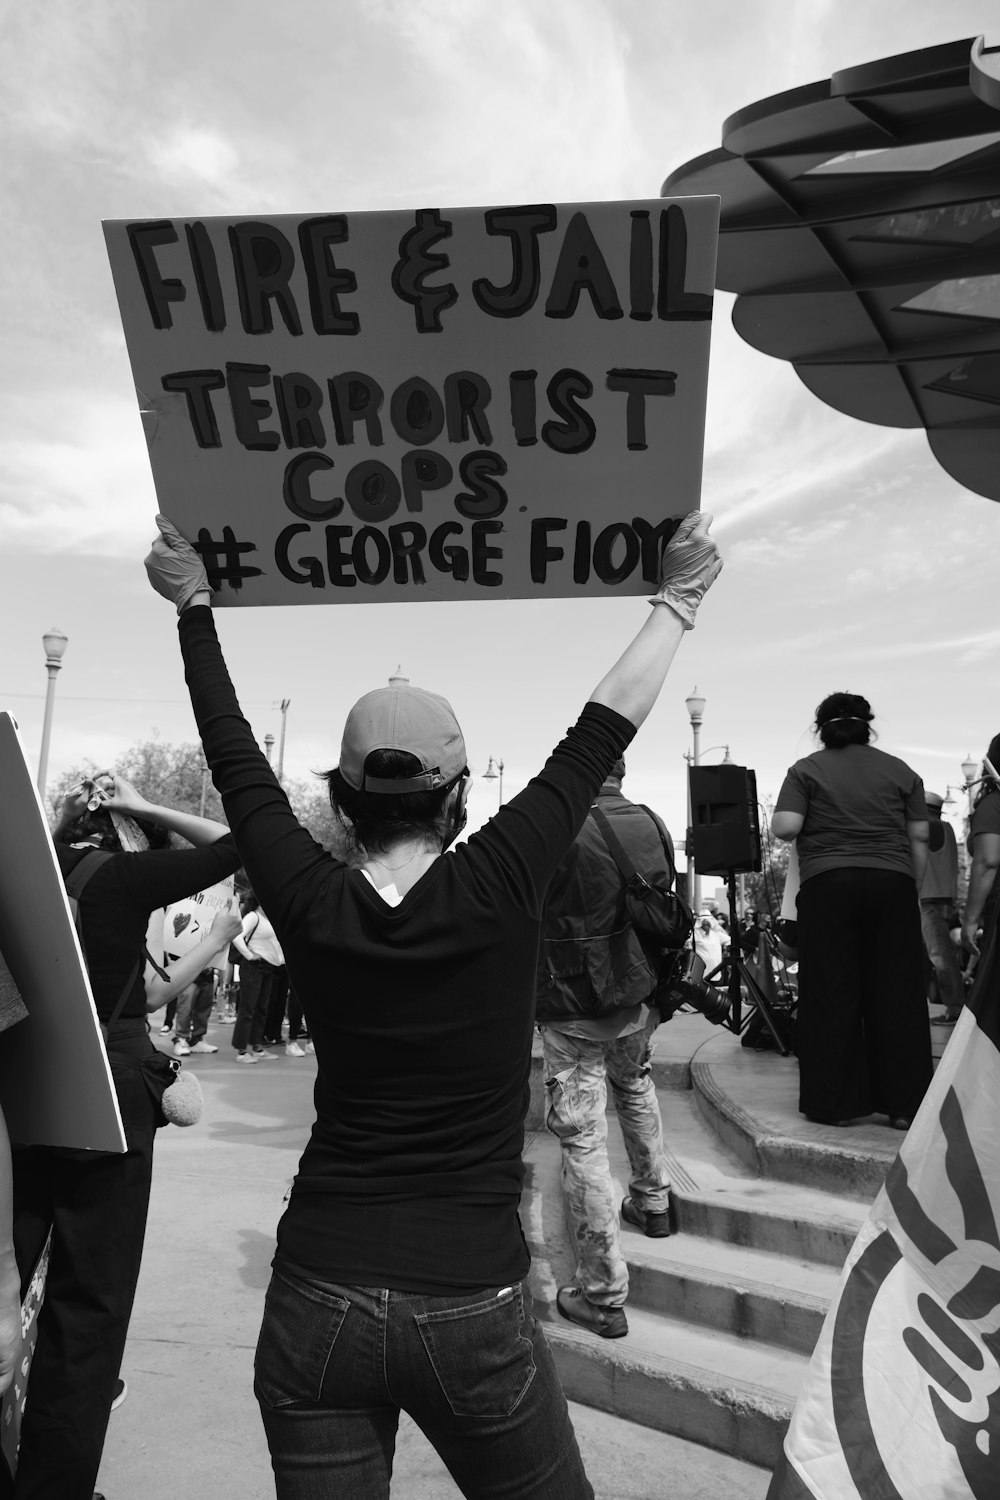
[254,1268,350,1409]
[415,1283,536,1417]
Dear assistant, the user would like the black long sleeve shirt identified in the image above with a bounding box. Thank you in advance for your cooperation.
[178,606,634,1291]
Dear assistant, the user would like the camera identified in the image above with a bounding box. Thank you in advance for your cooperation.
[655,949,731,1026]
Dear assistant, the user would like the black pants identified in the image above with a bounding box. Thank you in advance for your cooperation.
[796,868,933,1123]
[7,1032,158,1500]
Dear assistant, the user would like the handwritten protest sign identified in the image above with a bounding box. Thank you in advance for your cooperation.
[104,198,719,604]
[147,875,238,977]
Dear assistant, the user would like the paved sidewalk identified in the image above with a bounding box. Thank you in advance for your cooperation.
[96,1023,770,1499]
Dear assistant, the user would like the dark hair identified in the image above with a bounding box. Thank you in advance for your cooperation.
[323,749,462,856]
[54,808,171,851]
[813,692,875,750]
[607,757,626,783]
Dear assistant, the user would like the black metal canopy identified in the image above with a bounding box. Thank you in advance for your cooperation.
[664,37,1000,501]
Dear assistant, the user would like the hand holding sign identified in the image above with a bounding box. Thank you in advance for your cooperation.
[649,511,723,629]
[145,514,211,613]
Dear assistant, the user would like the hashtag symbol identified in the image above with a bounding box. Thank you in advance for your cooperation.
[194,527,264,592]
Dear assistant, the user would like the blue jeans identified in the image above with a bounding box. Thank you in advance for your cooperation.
[254,1267,594,1499]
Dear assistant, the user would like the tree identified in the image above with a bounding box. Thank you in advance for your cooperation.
[741,797,794,919]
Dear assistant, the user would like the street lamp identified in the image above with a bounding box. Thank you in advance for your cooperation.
[263,733,275,765]
[684,688,706,910]
[277,699,290,783]
[37,627,68,799]
[483,756,504,805]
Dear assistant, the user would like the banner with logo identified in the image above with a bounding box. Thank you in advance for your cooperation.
[104,198,718,605]
[767,931,1000,1498]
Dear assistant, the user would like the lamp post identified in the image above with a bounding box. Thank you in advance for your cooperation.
[483,756,504,806]
[684,688,706,910]
[277,698,290,783]
[37,627,68,799]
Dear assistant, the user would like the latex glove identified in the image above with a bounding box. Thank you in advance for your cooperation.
[649,511,723,629]
[145,514,211,613]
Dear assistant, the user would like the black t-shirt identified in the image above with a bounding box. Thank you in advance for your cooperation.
[56,838,240,1023]
[178,606,634,1292]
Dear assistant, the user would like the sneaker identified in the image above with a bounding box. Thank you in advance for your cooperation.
[285,1041,306,1057]
[621,1195,673,1239]
[188,1040,218,1054]
[110,1375,127,1411]
[556,1286,627,1339]
[173,1038,191,1056]
[252,1048,278,1060]
[158,1023,171,1035]
[304,1041,315,1054]
[235,1051,260,1064]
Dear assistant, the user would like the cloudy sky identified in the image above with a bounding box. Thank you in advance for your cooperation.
[2,0,997,856]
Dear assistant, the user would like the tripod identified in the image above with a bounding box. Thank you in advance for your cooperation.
[720,869,790,1055]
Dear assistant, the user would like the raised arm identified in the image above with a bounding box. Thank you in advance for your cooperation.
[144,516,329,928]
[588,513,722,728]
[53,774,230,847]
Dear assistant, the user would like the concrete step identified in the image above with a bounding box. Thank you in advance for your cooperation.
[536,1299,804,1470]
[687,1029,900,1202]
[622,1229,838,1356]
[527,1119,850,1350]
[650,1081,868,1266]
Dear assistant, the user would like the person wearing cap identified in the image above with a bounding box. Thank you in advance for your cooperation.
[919,791,964,1024]
[144,510,722,1500]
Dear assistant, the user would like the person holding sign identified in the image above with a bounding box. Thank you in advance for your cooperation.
[145,510,722,1500]
[9,778,240,1500]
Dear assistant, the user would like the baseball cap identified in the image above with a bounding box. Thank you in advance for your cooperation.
[339,685,468,794]
[925,791,945,809]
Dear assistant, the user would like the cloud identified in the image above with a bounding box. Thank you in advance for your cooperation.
[149,126,240,190]
[0,390,155,551]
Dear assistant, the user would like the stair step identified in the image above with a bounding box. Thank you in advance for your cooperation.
[525,1127,851,1355]
[537,1299,804,1469]
[623,1230,838,1355]
[688,1033,899,1202]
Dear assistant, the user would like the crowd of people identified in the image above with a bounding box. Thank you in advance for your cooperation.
[1,506,994,1499]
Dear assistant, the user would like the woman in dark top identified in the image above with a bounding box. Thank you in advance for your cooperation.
[10,780,240,1500]
[145,510,723,1500]
[772,692,932,1130]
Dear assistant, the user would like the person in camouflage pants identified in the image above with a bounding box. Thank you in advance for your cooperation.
[537,760,674,1341]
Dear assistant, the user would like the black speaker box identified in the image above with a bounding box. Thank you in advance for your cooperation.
[689,765,761,875]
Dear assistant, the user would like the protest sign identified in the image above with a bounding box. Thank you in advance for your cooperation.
[150,875,238,973]
[104,197,719,605]
[0,714,125,1152]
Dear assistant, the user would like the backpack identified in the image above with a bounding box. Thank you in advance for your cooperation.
[537,804,692,1023]
[590,805,694,954]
